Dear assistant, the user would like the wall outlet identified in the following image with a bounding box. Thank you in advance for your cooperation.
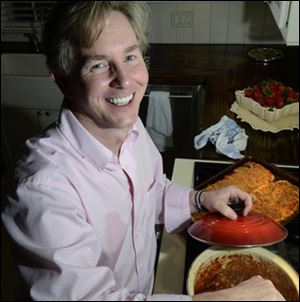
[171,11,194,28]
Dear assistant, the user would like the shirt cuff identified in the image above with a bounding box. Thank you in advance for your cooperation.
[164,183,192,233]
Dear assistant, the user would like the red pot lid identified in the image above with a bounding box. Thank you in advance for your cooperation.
[188,211,287,247]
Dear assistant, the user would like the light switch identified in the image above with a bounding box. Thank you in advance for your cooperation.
[171,11,194,28]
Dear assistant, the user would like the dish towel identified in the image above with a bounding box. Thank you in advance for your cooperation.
[146,91,173,152]
[194,115,248,159]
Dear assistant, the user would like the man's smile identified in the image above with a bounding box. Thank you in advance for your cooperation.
[105,94,134,106]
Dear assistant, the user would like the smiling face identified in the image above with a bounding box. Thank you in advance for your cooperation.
[63,10,149,136]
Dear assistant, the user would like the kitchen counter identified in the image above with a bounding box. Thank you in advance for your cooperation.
[153,158,198,294]
[153,157,299,295]
[150,44,299,295]
[148,44,299,166]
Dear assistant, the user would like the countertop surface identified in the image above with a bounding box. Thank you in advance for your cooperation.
[150,45,299,294]
[153,158,196,294]
[148,44,299,166]
[153,158,299,295]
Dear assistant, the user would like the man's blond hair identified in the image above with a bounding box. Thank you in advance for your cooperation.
[43,1,150,77]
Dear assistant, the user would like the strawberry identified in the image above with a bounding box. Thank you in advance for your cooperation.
[275,96,284,109]
[243,79,299,109]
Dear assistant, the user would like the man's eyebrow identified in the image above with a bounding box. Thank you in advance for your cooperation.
[125,45,140,53]
[82,54,106,63]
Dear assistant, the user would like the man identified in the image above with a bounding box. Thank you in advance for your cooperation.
[2,2,284,301]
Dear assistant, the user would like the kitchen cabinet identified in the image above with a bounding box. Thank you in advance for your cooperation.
[1,53,63,168]
[1,107,59,166]
[266,1,299,46]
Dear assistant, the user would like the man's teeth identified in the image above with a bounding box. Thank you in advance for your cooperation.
[106,94,133,106]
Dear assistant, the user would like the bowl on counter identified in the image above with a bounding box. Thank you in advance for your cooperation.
[235,90,299,122]
[187,246,299,301]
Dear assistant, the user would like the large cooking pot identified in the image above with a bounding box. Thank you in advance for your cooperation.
[187,246,299,301]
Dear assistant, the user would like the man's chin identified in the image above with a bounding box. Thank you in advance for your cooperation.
[110,115,138,130]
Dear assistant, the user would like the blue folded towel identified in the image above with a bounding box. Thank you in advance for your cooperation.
[194,115,248,159]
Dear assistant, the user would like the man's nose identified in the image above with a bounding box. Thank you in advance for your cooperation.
[110,64,131,89]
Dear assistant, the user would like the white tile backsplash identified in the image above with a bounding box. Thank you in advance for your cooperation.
[210,2,230,43]
[227,1,247,44]
[160,2,178,43]
[193,2,211,43]
[243,1,265,44]
[176,2,194,43]
[262,4,284,44]
[148,2,162,43]
[147,1,284,44]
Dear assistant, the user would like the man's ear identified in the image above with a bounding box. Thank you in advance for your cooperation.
[51,70,72,99]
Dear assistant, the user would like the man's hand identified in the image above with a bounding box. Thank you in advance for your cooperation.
[192,275,285,301]
[200,185,252,220]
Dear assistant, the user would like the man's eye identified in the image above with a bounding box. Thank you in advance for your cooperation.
[125,55,137,62]
[90,62,109,72]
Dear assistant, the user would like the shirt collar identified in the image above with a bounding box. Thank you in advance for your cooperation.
[57,103,139,171]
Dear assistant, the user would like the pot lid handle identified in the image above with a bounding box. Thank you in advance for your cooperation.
[228,198,245,213]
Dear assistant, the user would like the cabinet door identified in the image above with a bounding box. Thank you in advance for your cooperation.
[266,1,299,45]
[1,108,59,165]
[267,1,290,28]
[2,108,40,160]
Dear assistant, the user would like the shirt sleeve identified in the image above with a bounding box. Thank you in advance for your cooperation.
[164,181,193,234]
[2,176,192,301]
[2,179,123,300]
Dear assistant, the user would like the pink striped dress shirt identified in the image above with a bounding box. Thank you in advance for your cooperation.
[2,105,192,301]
